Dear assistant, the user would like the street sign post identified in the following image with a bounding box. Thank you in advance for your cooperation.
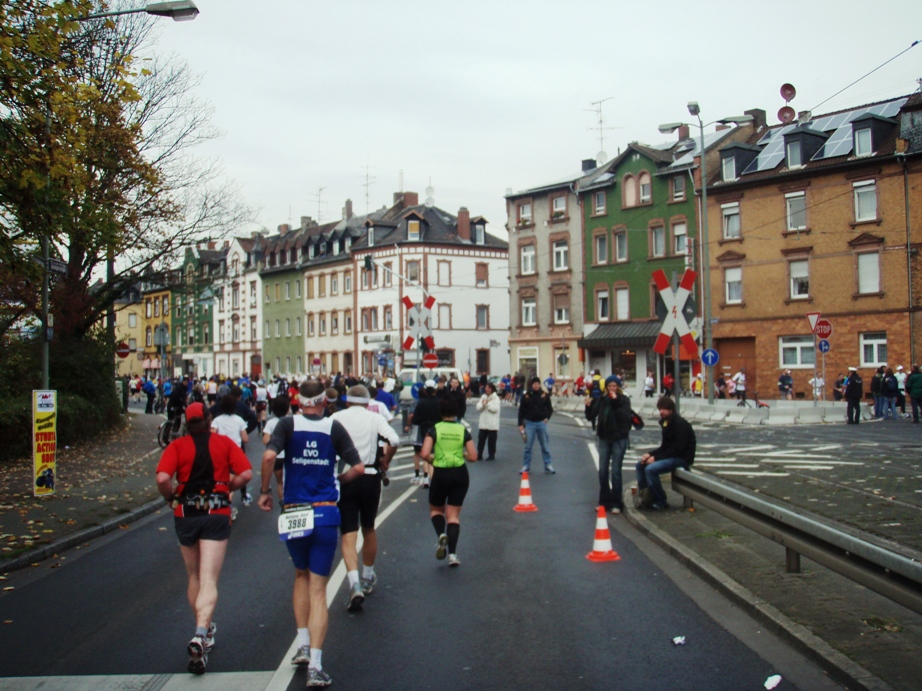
[116,342,130,359]
[422,353,439,369]
[817,339,831,353]
[701,348,719,367]
[652,269,699,358]
[814,319,833,339]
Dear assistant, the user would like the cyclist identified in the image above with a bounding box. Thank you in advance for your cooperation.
[168,378,188,435]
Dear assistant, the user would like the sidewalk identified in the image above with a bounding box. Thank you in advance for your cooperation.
[623,486,922,691]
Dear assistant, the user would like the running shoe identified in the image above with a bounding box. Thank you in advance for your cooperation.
[361,573,377,595]
[347,581,365,611]
[290,645,310,665]
[436,533,448,560]
[203,622,216,651]
[545,464,556,475]
[422,477,430,488]
[242,494,253,506]
[519,465,529,474]
[448,553,461,567]
[411,475,420,485]
[187,635,207,675]
[230,506,238,522]
[307,667,333,687]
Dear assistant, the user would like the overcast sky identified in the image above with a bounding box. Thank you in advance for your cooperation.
[151,0,922,239]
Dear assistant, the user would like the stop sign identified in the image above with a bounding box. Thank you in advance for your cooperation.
[814,319,833,339]
[422,353,439,369]
[116,342,130,359]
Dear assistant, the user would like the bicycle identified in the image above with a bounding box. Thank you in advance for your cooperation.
[157,415,186,448]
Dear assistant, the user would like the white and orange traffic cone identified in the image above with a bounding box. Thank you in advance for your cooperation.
[513,472,538,512]
[586,506,621,562]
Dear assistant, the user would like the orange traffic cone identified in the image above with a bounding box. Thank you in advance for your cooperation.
[513,472,538,512]
[586,506,621,562]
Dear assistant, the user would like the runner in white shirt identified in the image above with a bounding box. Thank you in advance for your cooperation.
[261,395,291,502]
[331,385,399,609]
[211,395,250,508]
[255,381,269,432]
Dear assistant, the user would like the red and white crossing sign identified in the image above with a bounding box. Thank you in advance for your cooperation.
[652,269,699,358]
[401,295,436,351]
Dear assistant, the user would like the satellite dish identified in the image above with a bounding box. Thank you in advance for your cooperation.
[424,197,434,208]
[780,83,796,102]
[596,150,607,165]
[425,186,434,196]
[778,106,795,124]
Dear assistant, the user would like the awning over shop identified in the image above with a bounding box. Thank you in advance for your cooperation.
[577,321,662,350]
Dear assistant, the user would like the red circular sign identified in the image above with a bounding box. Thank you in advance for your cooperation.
[116,342,130,359]
[422,353,439,369]
[814,319,833,339]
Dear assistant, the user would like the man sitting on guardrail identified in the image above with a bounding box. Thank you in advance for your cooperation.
[636,396,696,511]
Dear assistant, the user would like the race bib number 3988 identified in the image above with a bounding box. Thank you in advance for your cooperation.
[278,507,314,541]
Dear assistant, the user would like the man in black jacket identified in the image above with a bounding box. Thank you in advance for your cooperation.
[517,377,555,474]
[636,396,696,510]
[845,367,864,424]
[587,375,633,514]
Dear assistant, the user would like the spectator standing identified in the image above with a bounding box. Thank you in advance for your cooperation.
[905,365,922,423]
[662,372,675,397]
[808,375,825,401]
[636,397,696,511]
[587,375,632,515]
[895,365,908,416]
[732,368,747,405]
[870,366,885,418]
[882,368,899,420]
[446,376,468,420]
[513,372,525,407]
[543,372,556,396]
[832,373,845,402]
[643,371,655,398]
[143,377,157,414]
[716,373,727,399]
[517,377,555,475]
[778,370,794,400]
[475,382,501,461]
[845,367,864,424]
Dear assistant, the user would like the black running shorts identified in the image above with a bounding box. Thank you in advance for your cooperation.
[428,465,470,507]
[338,474,382,533]
[174,514,231,546]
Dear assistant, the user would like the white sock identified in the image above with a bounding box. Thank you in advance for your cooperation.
[347,569,359,587]
[362,565,375,580]
[297,628,309,648]
[310,648,322,670]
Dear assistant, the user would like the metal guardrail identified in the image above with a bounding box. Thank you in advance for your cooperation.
[672,468,922,616]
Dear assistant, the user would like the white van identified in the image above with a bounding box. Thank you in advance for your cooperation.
[397,367,463,405]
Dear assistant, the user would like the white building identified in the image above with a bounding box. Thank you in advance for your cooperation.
[213,234,264,379]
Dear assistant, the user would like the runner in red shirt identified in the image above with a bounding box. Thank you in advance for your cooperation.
[156,402,252,676]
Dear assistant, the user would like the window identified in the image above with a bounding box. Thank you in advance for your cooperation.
[384,262,393,287]
[725,267,742,303]
[275,283,280,301]
[232,286,239,309]
[639,172,652,204]
[594,191,606,214]
[275,319,280,337]
[551,196,566,218]
[722,157,736,181]
[407,260,419,282]
[438,303,451,329]
[408,220,420,241]
[520,244,536,274]
[854,181,877,222]
[553,240,569,270]
[370,308,378,331]
[264,320,269,338]
[518,203,532,224]
[332,312,339,334]
[615,287,629,320]
[650,226,665,257]
[331,275,338,294]
[345,311,352,334]
[362,270,369,290]
[153,299,160,318]
[594,233,608,264]
[361,310,369,331]
[857,252,880,294]
[789,259,810,299]
[780,335,816,368]
[344,271,352,293]
[296,317,302,335]
[860,332,887,367]
[232,322,240,343]
[438,260,451,287]
[250,317,256,341]
[308,316,315,336]
[285,318,291,337]
[250,282,256,307]
[162,297,169,316]
[672,222,687,255]
[306,277,314,299]
[722,202,740,239]
[553,294,570,324]
[128,313,137,328]
[320,313,327,335]
[384,306,392,330]
[128,337,136,352]
[672,176,686,201]
[855,127,872,157]
[218,320,225,343]
[296,356,302,373]
[623,176,637,207]
[318,275,326,297]
[264,285,270,303]
[146,326,152,347]
[786,192,806,231]
[474,223,485,244]
[368,227,375,246]
[295,280,301,298]
[786,141,802,167]
[615,231,628,262]
[521,298,536,326]
[475,263,488,287]
[476,305,489,329]
[597,289,610,321]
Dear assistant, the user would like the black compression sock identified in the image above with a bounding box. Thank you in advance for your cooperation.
[431,514,446,537]
[447,523,460,553]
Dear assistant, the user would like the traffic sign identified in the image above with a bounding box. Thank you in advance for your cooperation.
[401,295,437,351]
[422,353,439,369]
[47,258,67,276]
[116,342,130,359]
[817,339,831,353]
[701,348,720,367]
[651,269,699,359]
[806,312,821,332]
[377,354,388,367]
[814,319,833,339]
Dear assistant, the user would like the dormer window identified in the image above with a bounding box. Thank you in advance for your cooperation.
[722,157,736,182]
[408,220,420,241]
[308,245,315,259]
[368,227,375,246]
[786,141,802,168]
[332,240,340,256]
[345,238,352,252]
[854,127,872,157]
[474,223,485,245]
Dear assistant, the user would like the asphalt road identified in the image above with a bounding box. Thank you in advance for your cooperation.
[0,408,843,690]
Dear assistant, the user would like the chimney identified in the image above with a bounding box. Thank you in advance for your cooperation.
[457,207,471,241]
[744,108,766,130]
[278,223,290,237]
[403,191,419,208]
[343,199,353,220]
[797,110,813,123]
[207,241,216,250]
[715,124,729,131]
[678,125,690,140]
[300,216,312,230]
[581,158,597,172]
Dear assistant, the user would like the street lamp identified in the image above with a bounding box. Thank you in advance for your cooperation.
[659,104,753,405]
[83,1,200,22]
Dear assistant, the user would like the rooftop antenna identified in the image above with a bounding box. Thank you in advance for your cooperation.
[424,177,435,208]
[778,83,796,124]
[399,169,404,193]
[359,165,376,214]
[585,97,623,165]
[306,186,327,223]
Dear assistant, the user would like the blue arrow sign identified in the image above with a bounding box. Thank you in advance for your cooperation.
[701,348,720,367]
[817,339,831,353]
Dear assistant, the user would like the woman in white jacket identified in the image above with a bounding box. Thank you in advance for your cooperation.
[476,382,501,461]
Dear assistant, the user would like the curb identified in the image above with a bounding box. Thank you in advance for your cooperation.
[622,501,894,691]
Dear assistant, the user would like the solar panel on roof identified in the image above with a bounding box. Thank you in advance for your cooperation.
[811,98,907,160]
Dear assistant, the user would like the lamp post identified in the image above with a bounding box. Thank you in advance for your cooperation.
[659,104,752,405]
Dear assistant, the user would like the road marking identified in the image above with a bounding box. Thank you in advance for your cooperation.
[783,465,835,471]
[760,459,863,466]
[709,444,776,453]
[587,441,599,471]
[265,483,419,691]
[737,452,835,459]
[696,463,760,468]
[715,471,790,477]
[809,445,842,452]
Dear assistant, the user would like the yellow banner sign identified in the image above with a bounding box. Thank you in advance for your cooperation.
[33,390,57,497]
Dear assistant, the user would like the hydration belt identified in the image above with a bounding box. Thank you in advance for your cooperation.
[178,492,231,511]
